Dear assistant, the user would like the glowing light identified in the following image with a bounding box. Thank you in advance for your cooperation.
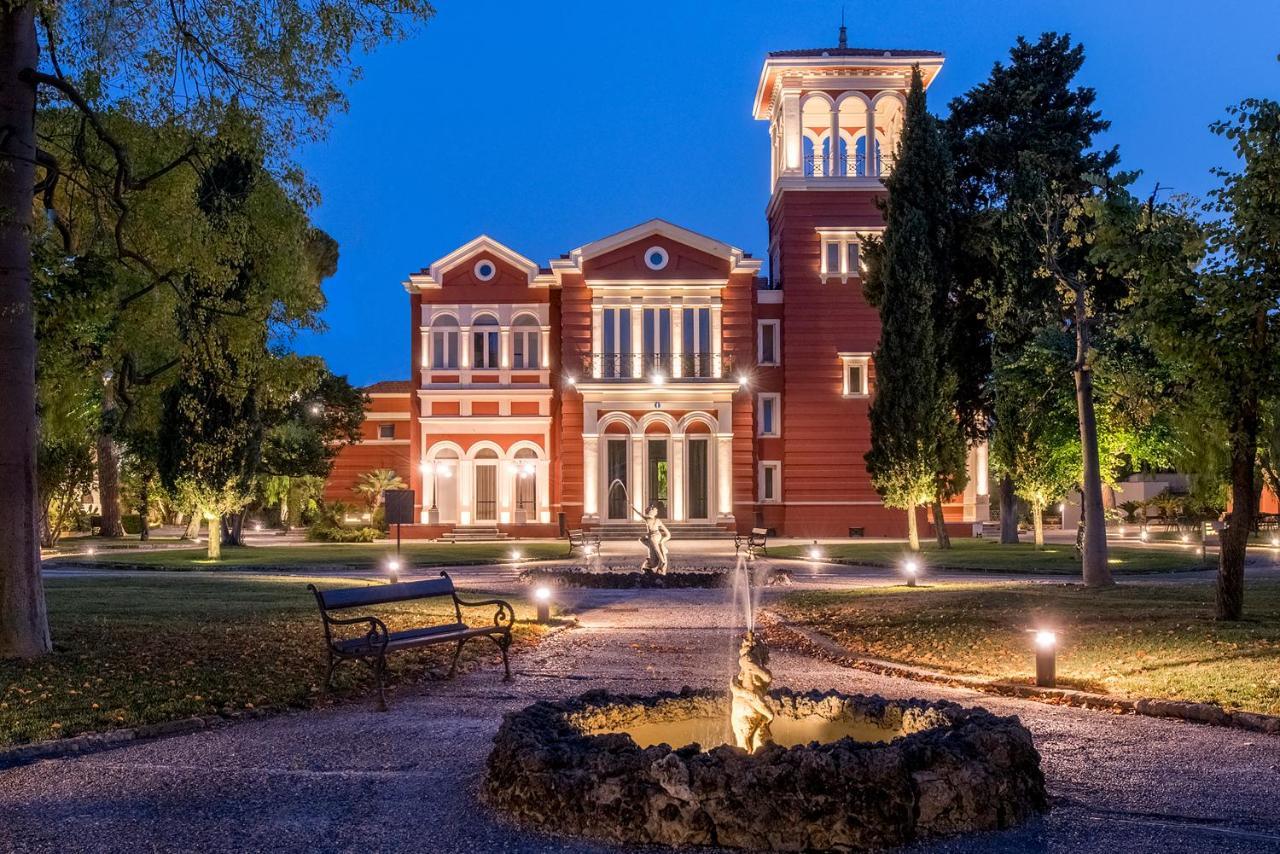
[85,547,97,556]
[1180,534,1190,544]
[738,375,750,388]
[1139,530,1150,542]
[386,558,401,572]
[651,373,666,386]
[1271,536,1279,548]
[808,546,822,560]
[565,375,577,386]
[510,549,523,561]
[903,559,919,575]
[584,544,596,557]
[1034,630,1057,650]
[253,522,263,532]
[1118,526,1126,536]
[520,462,535,477]
[533,586,551,603]
[309,403,322,416]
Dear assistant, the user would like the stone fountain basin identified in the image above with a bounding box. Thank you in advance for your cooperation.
[484,688,1047,852]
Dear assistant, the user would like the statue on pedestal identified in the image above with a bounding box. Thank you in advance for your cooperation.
[730,630,774,753]
[639,505,671,574]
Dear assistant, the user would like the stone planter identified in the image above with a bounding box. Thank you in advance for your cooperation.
[484,688,1047,851]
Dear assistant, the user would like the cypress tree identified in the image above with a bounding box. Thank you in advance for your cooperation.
[865,67,966,550]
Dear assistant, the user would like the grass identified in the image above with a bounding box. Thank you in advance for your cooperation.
[44,541,568,570]
[770,538,1212,574]
[775,581,1280,714]
[0,574,550,749]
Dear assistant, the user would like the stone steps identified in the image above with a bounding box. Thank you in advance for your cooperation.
[438,525,511,543]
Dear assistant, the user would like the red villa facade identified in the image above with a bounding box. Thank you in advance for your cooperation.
[326,40,991,538]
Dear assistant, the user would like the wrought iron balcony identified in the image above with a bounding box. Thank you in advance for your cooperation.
[580,352,734,381]
[802,152,892,178]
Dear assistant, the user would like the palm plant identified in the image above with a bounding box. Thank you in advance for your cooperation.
[353,469,406,511]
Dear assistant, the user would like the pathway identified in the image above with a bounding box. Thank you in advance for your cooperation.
[1,588,1278,852]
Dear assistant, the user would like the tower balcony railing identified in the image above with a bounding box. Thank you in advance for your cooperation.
[802,153,893,178]
[581,352,734,381]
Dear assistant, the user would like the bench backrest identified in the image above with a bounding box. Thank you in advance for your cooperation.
[314,574,455,611]
[751,528,768,540]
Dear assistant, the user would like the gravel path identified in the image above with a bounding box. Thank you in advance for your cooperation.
[2,586,1279,853]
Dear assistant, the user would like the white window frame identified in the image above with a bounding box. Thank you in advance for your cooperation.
[377,423,396,440]
[512,327,540,369]
[472,316,500,369]
[758,461,781,503]
[840,353,871,398]
[757,319,781,366]
[817,228,878,283]
[757,393,781,438]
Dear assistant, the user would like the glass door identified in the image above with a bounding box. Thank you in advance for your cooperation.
[474,461,497,522]
[606,439,629,520]
[687,438,708,519]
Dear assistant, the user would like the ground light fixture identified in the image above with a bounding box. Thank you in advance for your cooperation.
[651,372,666,386]
[1032,630,1057,688]
[807,542,823,561]
[534,585,552,624]
[385,557,401,582]
[510,549,523,562]
[902,558,920,587]
[1271,535,1279,548]
[1139,529,1150,542]
[1180,533,1190,544]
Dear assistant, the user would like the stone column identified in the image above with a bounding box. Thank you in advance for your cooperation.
[670,299,684,377]
[591,303,603,378]
[458,459,475,526]
[781,86,802,174]
[630,299,643,378]
[829,105,841,176]
[716,434,735,521]
[499,460,513,525]
[865,102,876,177]
[536,459,550,524]
[631,435,645,516]
[583,436,599,521]
[670,437,685,521]
[710,300,723,378]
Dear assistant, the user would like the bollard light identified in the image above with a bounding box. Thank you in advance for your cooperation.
[1033,630,1057,688]
[1139,529,1149,542]
[903,558,919,587]
[1180,533,1190,544]
[807,541,823,561]
[534,585,552,624]
[510,549,523,562]
[85,546,97,557]
[386,557,401,582]
[1118,525,1126,537]
[253,522,264,533]
[1271,536,1279,548]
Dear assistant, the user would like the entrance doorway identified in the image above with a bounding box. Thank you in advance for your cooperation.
[474,449,498,522]
[606,438,629,520]
[687,438,709,519]
[647,439,669,518]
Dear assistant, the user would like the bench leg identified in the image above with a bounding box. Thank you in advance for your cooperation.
[446,639,466,679]
[498,633,512,682]
[321,652,335,697]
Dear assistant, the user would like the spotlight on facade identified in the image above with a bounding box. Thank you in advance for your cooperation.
[565,375,577,386]
[737,375,749,388]
[534,585,552,624]
[652,372,666,386]
[902,558,919,587]
[1032,630,1057,688]
[521,462,535,477]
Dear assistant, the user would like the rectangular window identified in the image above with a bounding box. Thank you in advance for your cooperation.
[603,308,632,377]
[846,241,860,277]
[682,307,712,376]
[513,330,540,369]
[759,461,781,503]
[758,393,781,437]
[758,320,780,366]
[378,423,395,440]
[472,330,499,369]
[825,242,840,276]
[643,308,672,374]
[841,354,871,397]
[820,234,865,280]
[432,330,458,369]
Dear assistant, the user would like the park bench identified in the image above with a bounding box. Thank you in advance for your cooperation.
[734,527,769,559]
[308,572,514,711]
[567,528,602,557]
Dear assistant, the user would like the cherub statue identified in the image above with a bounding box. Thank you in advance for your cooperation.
[730,630,774,753]
[638,504,671,574]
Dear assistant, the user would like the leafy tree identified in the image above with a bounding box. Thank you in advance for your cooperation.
[1097,97,1280,619]
[1,0,434,656]
[865,69,965,550]
[948,33,1119,552]
[36,436,95,548]
[354,469,407,512]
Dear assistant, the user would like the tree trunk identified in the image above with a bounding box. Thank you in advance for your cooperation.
[95,433,123,537]
[207,515,222,560]
[0,4,50,658]
[906,505,920,551]
[222,512,243,547]
[1073,288,1112,587]
[1218,421,1257,620]
[138,476,151,542]
[999,474,1020,544]
[931,497,951,549]
[183,513,201,540]
[1033,502,1044,547]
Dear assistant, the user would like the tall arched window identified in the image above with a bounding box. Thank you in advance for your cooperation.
[512,315,540,370]
[430,315,459,369]
[472,314,499,369]
[514,447,538,517]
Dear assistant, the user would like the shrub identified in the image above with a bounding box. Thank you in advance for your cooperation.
[120,514,143,535]
[306,523,380,543]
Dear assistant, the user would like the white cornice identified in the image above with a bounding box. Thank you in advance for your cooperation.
[753,54,945,120]
[553,219,761,285]
[403,235,544,293]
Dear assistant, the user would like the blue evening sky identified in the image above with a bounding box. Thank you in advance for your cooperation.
[294,0,1280,386]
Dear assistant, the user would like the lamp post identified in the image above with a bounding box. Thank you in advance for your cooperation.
[534,586,551,624]
[902,558,919,587]
[1032,630,1057,688]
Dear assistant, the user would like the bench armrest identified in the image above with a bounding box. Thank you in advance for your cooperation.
[322,613,389,653]
[453,595,516,630]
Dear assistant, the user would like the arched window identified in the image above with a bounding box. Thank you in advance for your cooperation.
[512,315,540,370]
[430,315,459,369]
[472,314,499,369]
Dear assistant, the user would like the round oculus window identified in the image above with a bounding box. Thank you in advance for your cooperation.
[474,259,496,281]
[643,246,669,271]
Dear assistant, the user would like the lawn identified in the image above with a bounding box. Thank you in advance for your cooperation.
[0,574,549,749]
[774,581,1280,714]
[770,538,1212,574]
[45,541,568,570]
